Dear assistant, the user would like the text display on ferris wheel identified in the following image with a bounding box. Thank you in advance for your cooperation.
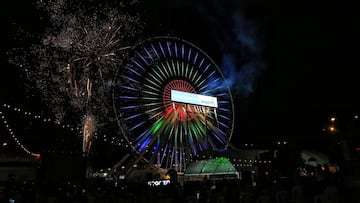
[171,90,218,108]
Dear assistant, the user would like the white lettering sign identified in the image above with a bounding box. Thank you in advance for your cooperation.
[171,90,218,108]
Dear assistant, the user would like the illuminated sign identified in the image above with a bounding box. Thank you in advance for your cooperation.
[171,90,218,108]
[147,180,171,186]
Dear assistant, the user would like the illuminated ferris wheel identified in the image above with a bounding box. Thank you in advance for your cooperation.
[112,37,234,171]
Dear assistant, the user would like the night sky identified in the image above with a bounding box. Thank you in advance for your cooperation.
[1,0,359,157]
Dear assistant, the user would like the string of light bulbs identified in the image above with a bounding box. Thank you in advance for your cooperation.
[0,103,130,150]
[0,110,40,157]
[0,102,83,157]
[1,103,81,133]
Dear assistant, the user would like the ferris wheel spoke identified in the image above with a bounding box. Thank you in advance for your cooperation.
[174,124,179,147]
[121,75,140,84]
[144,47,154,62]
[148,111,163,120]
[188,66,195,82]
[207,137,216,149]
[129,120,148,131]
[211,131,226,145]
[149,72,161,86]
[218,120,230,129]
[136,51,149,66]
[218,114,230,120]
[160,143,168,164]
[193,52,199,65]
[215,93,228,97]
[203,63,211,73]
[120,105,140,110]
[143,90,159,96]
[199,57,205,69]
[135,129,150,142]
[159,62,171,78]
[181,44,185,58]
[155,64,168,79]
[176,61,181,76]
[165,41,172,57]
[193,72,203,86]
[187,47,192,62]
[130,58,145,71]
[163,60,172,76]
[145,76,162,89]
[173,42,178,58]
[206,70,216,80]
[218,107,230,112]
[158,42,166,57]
[119,95,140,99]
[170,148,175,167]
[214,128,231,145]
[144,106,162,114]
[120,85,139,92]
[125,65,142,77]
[191,121,205,140]
[187,130,197,155]
[197,82,207,92]
[190,69,200,84]
[124,113,143,121]
[142,97,160,101]
[181,61,185,78]
[143,102,162,107]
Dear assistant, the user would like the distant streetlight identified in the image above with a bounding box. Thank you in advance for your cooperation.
[329,126,336,133]
[330,116,336,122]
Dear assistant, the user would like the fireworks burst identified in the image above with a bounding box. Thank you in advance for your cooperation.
[9,0,143,154]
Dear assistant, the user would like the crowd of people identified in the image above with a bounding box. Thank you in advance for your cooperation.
[0,164,346,203]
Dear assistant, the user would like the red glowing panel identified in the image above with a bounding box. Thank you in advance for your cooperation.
[163,80,197,121]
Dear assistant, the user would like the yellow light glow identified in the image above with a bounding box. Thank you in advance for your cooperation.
[330,117,336,122]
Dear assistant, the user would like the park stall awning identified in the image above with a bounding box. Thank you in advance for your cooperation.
[184,157,238,176]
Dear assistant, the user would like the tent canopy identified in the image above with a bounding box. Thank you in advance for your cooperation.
[184,157,238,176]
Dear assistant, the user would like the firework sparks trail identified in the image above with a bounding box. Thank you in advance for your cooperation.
[83,114,95,155]
[9,0,143,154]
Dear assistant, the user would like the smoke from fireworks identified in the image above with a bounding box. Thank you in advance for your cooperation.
[221,11,266,97]
[9,0,143,154]
[168,0,266,98]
